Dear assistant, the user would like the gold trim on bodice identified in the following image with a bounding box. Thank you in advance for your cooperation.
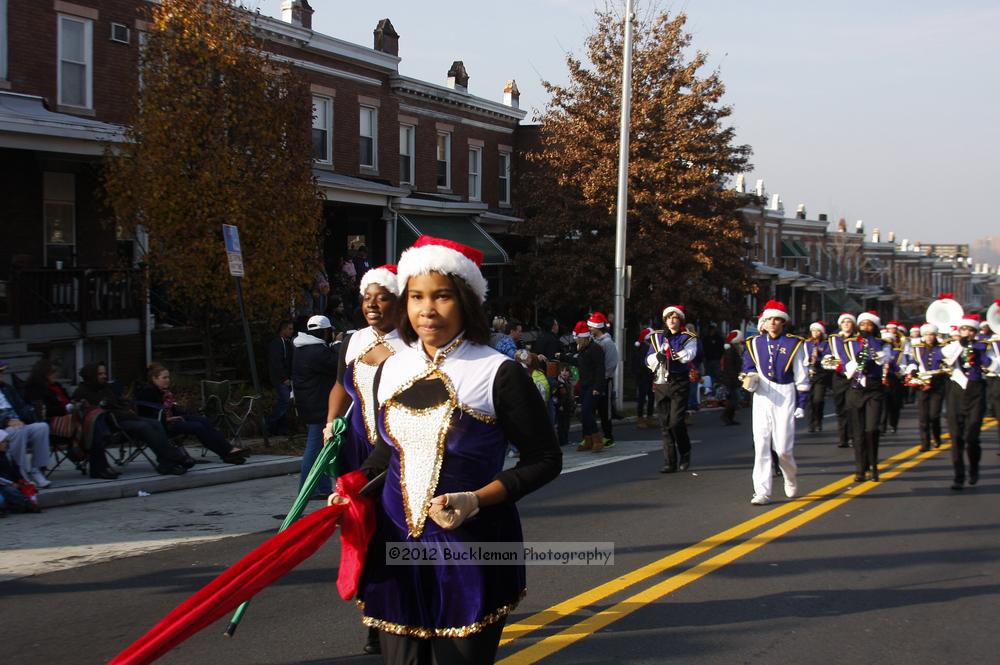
[351,333,396,446]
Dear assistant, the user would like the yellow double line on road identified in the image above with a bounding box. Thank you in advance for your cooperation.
[498,419,997,664]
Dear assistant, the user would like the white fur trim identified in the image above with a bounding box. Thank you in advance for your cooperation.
[920,323,938,335]
[957,317,979,329]
[809,322,826,333]
[661,306,685,320]
[837,313,857,326]
[359,267,399,296]
[761,308,789,322]
[397,244,488,303]
[573,331,591,339]
[858,312,881,327]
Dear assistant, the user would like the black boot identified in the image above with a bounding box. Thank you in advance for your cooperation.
[363,627,381,655]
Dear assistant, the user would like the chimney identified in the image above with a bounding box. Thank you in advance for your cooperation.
[373,18,399,56]
[887,231,895,243]
[818,213,828,222]
[901,239,909,251]
[447,61,469,92]
[770,193,782,212]
[755,179,765,198]
[837,218,847,232]
[872,228,880,243]
[735,174,745,193]
[503,79,520,108]
[281,0,313,29]
[855,220,864,234]
[795,203,806,219]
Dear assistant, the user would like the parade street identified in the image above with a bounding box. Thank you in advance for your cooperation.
[4,408,1000,665]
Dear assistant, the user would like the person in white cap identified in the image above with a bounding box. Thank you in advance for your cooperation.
[740,300,809,505]
[646,305,700,473]
[843,311,890,482]
[940,312,992,489]
[805,321,831,433]
[828,312,857,449]
[905,322,947,451]
[342,235,561,662]
[292,314,338,499]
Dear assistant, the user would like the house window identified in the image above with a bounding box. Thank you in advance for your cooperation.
[312,96,332,164]
[436,132,451,189]
[498,151,511,205]
[44,172,76,267]
[1,0,8,81]
[360,106,377,169]
[399,124,415,185]
[58,15,93,108]
[468,146,482,201]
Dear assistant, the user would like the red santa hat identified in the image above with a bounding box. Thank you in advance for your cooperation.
[886,320,901,330]
[396,235,488,303]
[949,325,961,337]
[635,327,653,347]
[857,310,881,327]
[661,305,685,320]
[725,330,744,345]
[358,264,399,296]
[957,313,981,330]
[837,312,857,326]
[760,300,789,322]
[587,312,609,329]
[920,322,938,335]
[572,321,591,339]
[909,324,921,333]
[809,321,826,334]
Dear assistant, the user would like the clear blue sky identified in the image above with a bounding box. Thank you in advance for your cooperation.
[252,0,1000,251]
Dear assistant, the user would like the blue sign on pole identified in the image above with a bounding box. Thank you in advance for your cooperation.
[222,224,244,276]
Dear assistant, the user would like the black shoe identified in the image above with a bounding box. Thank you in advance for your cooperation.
[808,426,816,433]
[223,452,248,465]
[870,468,879,482]
[660,465,678,474]
[969,471,978,486]
[951,479,964,490]
[891,427,897,434]
[90,468,119,480]
[157,463,187,476]
[678,454,691,472]
[933,440,942,449]
[919,444,930,452]
[818,425,823,432]
[837,443,850,449]
[854,473,865,482]
[178,455,196,469]
[363,627,381,655]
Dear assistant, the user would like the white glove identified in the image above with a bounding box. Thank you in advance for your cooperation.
[65,403,75,414]
[322,420,336,443]
[941,341,962,365]
[844,360,858,378]
[741,374,759,392]
[794,407,805,419]
[428,491,480,530]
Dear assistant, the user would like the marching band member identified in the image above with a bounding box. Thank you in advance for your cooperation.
[828,312,858,449]
[984,305,1000,455]
[905,325,922,404]
[740,300,809,505]
[941,313,990,490]
[844,311,889,482]
[353,235,561,662]
[879,328,905,435]
[905,322,947,451]
[805,322,831,433]
[647,305,700,473]
[979,319,992,342]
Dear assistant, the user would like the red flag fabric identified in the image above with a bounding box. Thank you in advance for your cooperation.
[110,471,374,665]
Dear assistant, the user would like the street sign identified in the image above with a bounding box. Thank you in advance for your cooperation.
[223,224,244,276]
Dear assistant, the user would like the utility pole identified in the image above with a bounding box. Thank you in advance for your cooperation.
[612,0,635,411]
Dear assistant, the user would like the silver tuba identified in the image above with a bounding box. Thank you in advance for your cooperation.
[925,293,964,333]
[987,299,1000,338]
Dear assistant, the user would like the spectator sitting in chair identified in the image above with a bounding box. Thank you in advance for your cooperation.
[24,359,118,480]
[72,362,191,476]
[0,360,53,488]
[136,363,250,466]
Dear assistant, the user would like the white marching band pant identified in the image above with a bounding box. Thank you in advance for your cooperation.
[751,376,798,499]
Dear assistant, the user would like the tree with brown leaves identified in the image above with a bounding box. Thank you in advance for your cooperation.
[103,0,320,331]
[517,6,753,325]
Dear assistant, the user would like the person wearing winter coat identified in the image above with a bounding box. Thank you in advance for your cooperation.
[292,315,339,497]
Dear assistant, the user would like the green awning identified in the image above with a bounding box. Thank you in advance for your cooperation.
[781,239,808,258]
[824,291,863,313]
[396,214,509,265]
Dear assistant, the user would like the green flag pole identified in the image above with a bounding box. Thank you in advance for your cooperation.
[224,414,348,637]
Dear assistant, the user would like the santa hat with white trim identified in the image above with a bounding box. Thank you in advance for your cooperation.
[909,324,921,335]
[358,264,399,296]
[635,327,653,347]
[572,321,591,339]
[919,322,938,336]
[858,310,881,327]
[587,312,609,329]
[396,235,488,303]
[837,312,857,326]
[760,300,789,322]
[957,313,982,330]
[661,305,685,320]
[886,320,901,330]
[809,321,826,334]
[725,330,743,345]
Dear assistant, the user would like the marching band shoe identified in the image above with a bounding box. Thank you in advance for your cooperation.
[750,495,770,506]
[808,426,816,433]
[919,444,930,452]
[363,627,381,655]
[870,468,880,482]
[783,480,798,499]
[933,440,942,449]
[969,470,978,486]
[837,442,850,449]
[678,453,691,472]
[950,478,964,491]
[853,473,865,483]
[659,464,677,474]
[90,468,119,480]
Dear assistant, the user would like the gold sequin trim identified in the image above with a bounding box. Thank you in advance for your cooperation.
[458,404,496,424]
[352,333,396,445]
[357,589,527,638]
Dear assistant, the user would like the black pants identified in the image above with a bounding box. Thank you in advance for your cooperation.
[832,373,853,446]
[635,376,655,418]
[846,386,884,475]
[656,376,691,467]
[117,418,187,466]
[946,381,986,483]
[167,415,231,459]
[988,377,1000,449]
[881,375,904,432]
[556,408,572,446]
[916,379,946,449]
[597,378,614,440]
[808,380,827,430]
[379,618,505,665]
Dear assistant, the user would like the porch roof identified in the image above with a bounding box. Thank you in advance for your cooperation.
[0,92,124,155]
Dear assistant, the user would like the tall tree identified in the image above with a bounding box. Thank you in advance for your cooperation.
[517,5,753,324]
[103,0,320,328]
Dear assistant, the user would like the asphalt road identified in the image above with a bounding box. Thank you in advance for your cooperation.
[4,406,1000,665]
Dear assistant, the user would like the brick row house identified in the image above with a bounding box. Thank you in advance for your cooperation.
[740,182,1000,330]
[0,0,527,380]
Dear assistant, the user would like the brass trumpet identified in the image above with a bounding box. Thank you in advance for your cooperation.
[903,369,949,391]
[820,354,840,370]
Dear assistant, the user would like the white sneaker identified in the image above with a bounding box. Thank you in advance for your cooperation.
[750,495,770,505]
[784,481,798,498]
[30,469,52,489]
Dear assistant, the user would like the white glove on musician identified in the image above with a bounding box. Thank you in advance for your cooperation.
[793,407,805,419]
[741,373,759,392]
[843,360,858,379]
[428,491,480,530]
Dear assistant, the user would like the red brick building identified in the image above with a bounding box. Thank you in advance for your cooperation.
[0,0,527,380]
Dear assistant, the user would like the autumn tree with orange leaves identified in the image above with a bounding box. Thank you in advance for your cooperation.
[517,6,754,324]
[104,0,320,332]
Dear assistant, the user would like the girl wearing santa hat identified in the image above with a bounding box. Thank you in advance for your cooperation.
[347,236,561,662]
[843,311,891,482]
[805,322,831,433]
[829,313,858,449]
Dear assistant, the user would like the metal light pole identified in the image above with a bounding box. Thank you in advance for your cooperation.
[612,0,635,411]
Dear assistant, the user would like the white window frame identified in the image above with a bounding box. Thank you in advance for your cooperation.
[498,151,512,206]
[399,123,415,186]
[359,105,378,170]
[468,146,482,201]
[436,131,451,190]
[312,95,333,165]
[0,0,8,82]
[57,14,93,109]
